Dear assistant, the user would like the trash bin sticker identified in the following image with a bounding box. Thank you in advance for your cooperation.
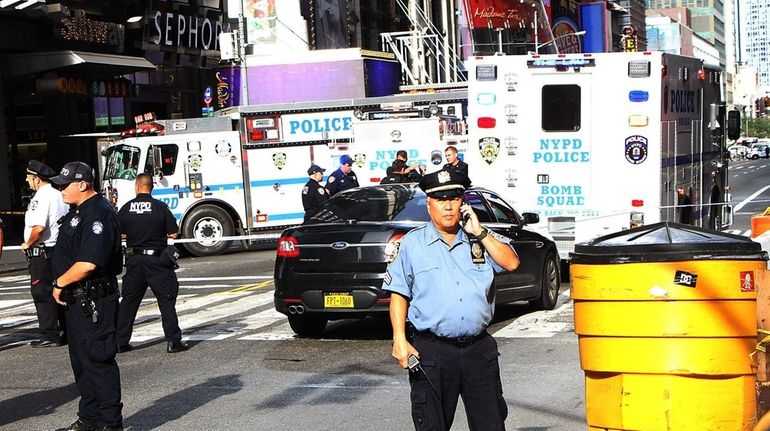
[740,271,755,292]
[674,270,697,287]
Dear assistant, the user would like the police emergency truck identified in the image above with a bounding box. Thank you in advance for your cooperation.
[467,52,734,260]
[101,91,467,256]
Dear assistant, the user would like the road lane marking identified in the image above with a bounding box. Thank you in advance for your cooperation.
[226,279,274,294]
[177,276,272,282]
[183,308,287,341]
[129,291,275,343]
[734,184,770,213]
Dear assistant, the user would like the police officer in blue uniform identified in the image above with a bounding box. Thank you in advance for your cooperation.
[302,164,330,221]
[384,169,520,431]
[49,162,124,431]
[116,173,188,354]
[443,145,469,179]
[325,154,359,196]
[22,160,70,347]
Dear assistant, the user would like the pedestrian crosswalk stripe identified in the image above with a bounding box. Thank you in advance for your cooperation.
[129,291,275,343]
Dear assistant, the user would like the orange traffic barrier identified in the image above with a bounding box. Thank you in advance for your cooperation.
[752,207,770,238]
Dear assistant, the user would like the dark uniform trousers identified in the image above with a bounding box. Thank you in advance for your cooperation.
[117,254,182,345]
[409,333,507,431]
[29,252,66,342]
[66,291,123,427]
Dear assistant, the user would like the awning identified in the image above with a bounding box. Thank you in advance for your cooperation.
[1,50,156,79]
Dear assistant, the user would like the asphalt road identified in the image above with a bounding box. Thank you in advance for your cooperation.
[0,247,583,431]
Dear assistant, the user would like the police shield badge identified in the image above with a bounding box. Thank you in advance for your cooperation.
[272,152,287,170]
[479,137,500,165]
[353,153,366,168]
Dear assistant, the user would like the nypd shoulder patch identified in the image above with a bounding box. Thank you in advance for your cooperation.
[92,221,104,235]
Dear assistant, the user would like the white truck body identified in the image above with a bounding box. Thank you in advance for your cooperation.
[101,91,467,255]
[467,52,729,259]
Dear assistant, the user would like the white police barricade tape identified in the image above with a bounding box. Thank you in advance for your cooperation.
[1,232,281,251]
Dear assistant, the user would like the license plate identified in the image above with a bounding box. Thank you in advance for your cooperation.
[324,293,354,308]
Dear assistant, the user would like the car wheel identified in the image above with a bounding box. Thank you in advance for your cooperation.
[288,315,328,337]
[529,252,560,310]
[181,205,234,256]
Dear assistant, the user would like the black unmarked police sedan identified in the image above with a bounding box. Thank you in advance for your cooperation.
[274,184,561,337]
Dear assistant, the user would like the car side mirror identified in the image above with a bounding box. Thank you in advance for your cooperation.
[521,212,540,225]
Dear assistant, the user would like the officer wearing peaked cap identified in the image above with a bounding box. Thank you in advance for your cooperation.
[23,160,70,348]
[325,154,359,196]
[384,169,520,430]
[302,164,330,222]
[49,161,125,431]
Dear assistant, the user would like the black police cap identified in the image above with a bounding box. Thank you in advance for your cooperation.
[50,161,95,186]
[418,169,470,199]
[26,160,56,179]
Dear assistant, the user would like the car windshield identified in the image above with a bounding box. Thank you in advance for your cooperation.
[103,144,141,180]
[307,185,428,224]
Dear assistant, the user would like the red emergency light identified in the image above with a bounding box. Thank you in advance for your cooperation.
[477,117,496,128]
[631,199,644,207]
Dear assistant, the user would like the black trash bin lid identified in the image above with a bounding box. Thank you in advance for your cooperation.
[570,222,768,264]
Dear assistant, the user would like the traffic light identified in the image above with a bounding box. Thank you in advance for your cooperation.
[727,110,740,141]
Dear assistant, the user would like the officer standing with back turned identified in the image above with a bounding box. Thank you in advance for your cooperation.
[116,173,188,354]
[49,161,124,431]
[22,160,70,347]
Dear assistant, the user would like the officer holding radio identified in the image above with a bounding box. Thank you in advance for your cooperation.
[116,173,187,354]
[22,160,69,347]
[383,169,520,430]
[49,161,124,431]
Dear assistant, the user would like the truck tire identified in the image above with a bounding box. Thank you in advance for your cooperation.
[529,252,560,310]
[288,315,327,337]
[182,205,234,256]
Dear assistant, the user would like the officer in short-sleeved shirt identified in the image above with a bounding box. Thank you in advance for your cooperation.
[116,173,187,354]
[302,164,330,221]
[23,160,70,347]
[49,161,124,431]
[325,154,359,196]
[383,169,519,431]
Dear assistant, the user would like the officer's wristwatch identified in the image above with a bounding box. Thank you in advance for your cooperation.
[52,278,59,289]
[476,227,489,241]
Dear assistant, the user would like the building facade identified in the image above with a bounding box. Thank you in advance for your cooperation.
[739,0,770,94]
[646,0,726,67]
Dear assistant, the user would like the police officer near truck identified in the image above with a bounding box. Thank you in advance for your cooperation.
[325,154,359,196]
[49,162,124,431]
[116,173,188,354]
[384,169,520,430]
[22,160,70,347]
[302,164,330,222]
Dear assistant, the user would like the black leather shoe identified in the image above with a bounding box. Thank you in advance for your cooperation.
[117,344,133,353]
[55,418,96,431]
[167,340,189,353]
[95,426,123,431]
[30,339,63,348]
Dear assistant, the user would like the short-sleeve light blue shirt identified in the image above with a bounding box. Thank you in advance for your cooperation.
[383,222,509,338]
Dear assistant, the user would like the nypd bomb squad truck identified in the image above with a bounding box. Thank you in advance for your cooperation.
[100,91,467,256]
[466,51,734,260]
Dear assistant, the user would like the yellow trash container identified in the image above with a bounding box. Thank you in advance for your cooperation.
[570,222,767,430]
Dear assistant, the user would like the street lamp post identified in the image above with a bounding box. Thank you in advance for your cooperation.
[534,30,586,54]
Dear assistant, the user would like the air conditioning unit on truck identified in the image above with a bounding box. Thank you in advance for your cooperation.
[100,91,468,256]
[466,52,734,261]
